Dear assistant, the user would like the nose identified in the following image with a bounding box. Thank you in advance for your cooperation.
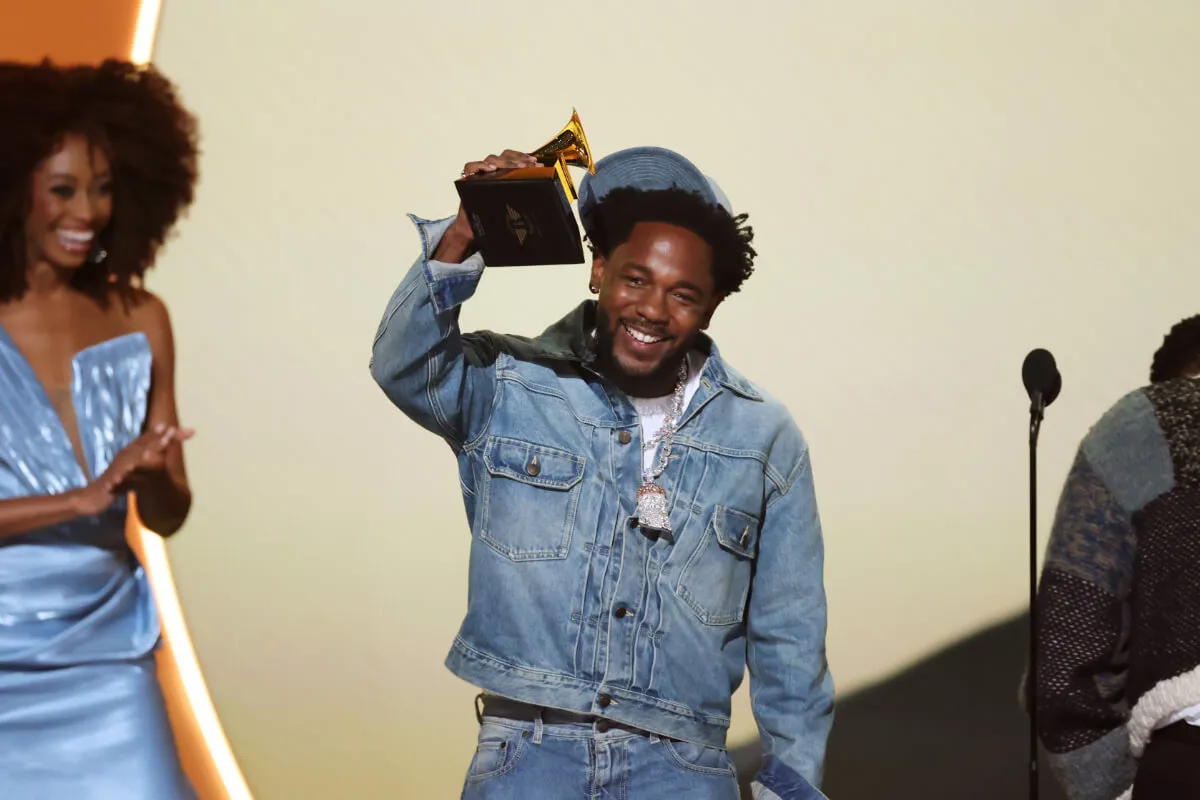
[636,288,669,324]
[68,192,98,226]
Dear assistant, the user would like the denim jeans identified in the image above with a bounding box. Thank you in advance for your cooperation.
[460,717,741,800]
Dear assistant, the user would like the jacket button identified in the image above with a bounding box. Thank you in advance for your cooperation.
[526,458,540,477]
[614,607,629,618]
[598,694,613,708]
[618,431,631,444]
[596,720,613,732]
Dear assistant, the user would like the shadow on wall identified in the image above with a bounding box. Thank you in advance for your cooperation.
[732,613,1068,800]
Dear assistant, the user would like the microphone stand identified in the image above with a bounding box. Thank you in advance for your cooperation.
[1028,391,1045,800]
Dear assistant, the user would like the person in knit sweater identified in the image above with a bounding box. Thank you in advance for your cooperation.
[1032,314,1200,799]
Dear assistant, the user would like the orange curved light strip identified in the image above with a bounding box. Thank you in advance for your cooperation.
[130,0,162,64]
[130,501,253,800]
[128,3,253,797]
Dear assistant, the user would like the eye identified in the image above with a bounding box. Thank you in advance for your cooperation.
[51,186,75,199]
[95,181,113,197]
[625,275,644,286]
[673,292,697,304]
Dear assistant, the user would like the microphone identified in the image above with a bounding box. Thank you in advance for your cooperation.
[1021,347,1063,800]
[1022,348,1061,416]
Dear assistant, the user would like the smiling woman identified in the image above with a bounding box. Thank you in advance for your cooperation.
[1,4,249,798]
[26,135,113,261]
[0,58,205,799]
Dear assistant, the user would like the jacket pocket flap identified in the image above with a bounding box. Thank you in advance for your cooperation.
[711,505,760,558]
[483,436,585,490]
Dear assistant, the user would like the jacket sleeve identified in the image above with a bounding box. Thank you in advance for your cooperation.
[1032,443,1139,800]
[746,433,835,800]
[369,214,497,450]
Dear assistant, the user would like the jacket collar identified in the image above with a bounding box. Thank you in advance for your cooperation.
[533,301,762,402]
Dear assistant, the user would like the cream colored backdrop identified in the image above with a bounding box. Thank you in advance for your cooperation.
[146,2,1198,797]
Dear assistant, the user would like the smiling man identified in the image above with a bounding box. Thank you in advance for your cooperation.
[370,146,834,800]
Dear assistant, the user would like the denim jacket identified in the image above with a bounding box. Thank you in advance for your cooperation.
[370,215,835,800]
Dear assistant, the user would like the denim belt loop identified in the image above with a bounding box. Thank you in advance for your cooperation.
[532,712,544,745]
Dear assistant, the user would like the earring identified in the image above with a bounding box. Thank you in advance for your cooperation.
[91,248,107,265]
[589,283,598,294]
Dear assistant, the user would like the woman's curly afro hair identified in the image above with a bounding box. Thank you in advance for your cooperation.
[0,58,199,305]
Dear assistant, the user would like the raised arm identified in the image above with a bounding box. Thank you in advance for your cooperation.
[369,149,538,449]
[746,430,835,800]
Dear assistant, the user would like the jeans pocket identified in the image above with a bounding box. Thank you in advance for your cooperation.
[464,723,525,783]
[661,739,736,777]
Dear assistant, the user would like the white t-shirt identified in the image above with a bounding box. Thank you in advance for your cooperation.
[628,350,707,473]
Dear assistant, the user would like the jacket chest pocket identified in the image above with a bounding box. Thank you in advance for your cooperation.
[479,436,586,562]
[674,505,760,626]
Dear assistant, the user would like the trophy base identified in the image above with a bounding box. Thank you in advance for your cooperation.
[455,167,586,267]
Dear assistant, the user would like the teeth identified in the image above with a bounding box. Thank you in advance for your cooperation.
[58,230,93,243]
[624,323,665,344]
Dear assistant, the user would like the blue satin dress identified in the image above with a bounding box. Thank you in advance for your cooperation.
[0,328,196,799]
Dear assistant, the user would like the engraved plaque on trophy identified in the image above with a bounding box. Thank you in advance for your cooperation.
[454,110,595,267]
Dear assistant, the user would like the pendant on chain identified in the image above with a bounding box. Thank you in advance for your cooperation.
[636,481,671,533]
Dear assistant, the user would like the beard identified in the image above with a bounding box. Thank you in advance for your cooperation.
[593,305,688,396]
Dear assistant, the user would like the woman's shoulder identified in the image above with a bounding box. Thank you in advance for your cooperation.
[125,287,170,322]
[112,287,173,350]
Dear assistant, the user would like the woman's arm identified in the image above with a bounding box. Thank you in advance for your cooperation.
[0,485,114,539]
[127,290,192,536]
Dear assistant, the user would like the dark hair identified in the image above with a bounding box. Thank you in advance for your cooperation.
[585,186,757,296]
[1150,314,1200,383]
[0,58,199,305]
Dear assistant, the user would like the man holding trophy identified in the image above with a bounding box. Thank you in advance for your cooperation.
[369,115,834,799]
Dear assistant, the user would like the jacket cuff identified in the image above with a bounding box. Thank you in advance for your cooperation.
[408,213,485,314]
[751,758,829,800]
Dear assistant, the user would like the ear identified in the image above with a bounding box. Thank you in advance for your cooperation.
[700,294,727,331]
[589,255,607,295]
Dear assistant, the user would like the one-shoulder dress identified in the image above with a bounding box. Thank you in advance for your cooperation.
[0,327,195,799]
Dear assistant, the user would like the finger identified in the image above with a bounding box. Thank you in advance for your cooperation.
[501,149,541,168]
[155,427,182,449]
[135,430,172,453]
[461,160,496,177]
[100,465,130,492]
[487,151,535,169]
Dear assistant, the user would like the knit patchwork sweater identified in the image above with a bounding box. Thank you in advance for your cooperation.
[1034,376,1200,800]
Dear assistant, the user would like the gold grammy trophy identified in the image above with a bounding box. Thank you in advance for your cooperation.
[455,110,596,267]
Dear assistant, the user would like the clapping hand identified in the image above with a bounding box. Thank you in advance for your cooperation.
[74,424,194,515]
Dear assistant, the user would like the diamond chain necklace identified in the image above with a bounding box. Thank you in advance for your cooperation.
[634,358,689,534]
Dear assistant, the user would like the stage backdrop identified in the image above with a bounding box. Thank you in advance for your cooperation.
[0,0,142,64]
[19,2,1200,798]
